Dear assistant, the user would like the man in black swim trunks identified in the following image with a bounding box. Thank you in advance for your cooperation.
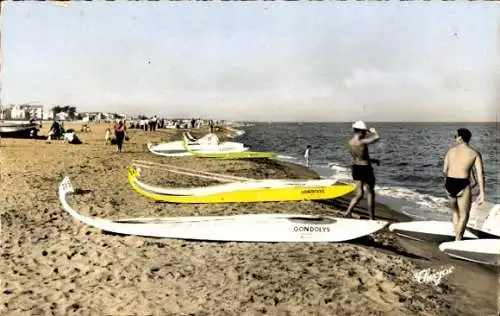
[443,128,485,241]
[343,121,381,219]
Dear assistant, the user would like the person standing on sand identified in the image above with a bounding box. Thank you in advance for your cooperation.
[114,120,126,152]
[105,127,111,144]
[209,120,214,133]
[343,121,381,220]
[443,128,485,241]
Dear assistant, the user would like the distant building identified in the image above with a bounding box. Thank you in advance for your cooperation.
[0,106,11,120]
[1,104,44,120]
[77,112,127,122]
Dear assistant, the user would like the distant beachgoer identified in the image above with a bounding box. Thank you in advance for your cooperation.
[105,127,111,144]
[443,128,485,241]
[47,120,62,142]
[343,121,381,219]
[81,123,89,132]
[149,116,157,132]
[64,131,82,144]
[304,145,312,167]
[209,120,214,133]
[114,120,126,152]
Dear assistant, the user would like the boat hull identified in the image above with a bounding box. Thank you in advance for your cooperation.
[0,121,40,138]
[182,137,275,159]
[59,177,387,242]
[148,140,248,157]
[466,202,500,237]
[128,166,355,204]
[389,221,477,243]
[439,239,500,266]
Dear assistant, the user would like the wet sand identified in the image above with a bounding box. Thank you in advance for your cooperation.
[0,122,498,315]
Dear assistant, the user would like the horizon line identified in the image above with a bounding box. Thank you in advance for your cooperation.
[236,121,499,124]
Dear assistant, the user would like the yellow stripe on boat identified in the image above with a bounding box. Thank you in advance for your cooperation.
[181,136,276,159]
[128,165,355,204]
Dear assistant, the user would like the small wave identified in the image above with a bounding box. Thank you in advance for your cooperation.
[276,155,297,160]
[322,162,450,220]
[392,174,433,183]
[376,185,448,214]
[328,162,349,173]
[225,127,246,137]
[420,163,436,168]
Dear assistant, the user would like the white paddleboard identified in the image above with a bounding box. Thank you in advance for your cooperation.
[389,221,477,243]
[59,177,388,242]
[467,202,500,237]
[439,239,500,266]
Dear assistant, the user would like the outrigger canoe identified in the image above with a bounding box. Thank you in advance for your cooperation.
[59,177,387,242]
[148,133,248,157]
[181,133,275,159]
[127,165,355,204]
[466,201,500,237]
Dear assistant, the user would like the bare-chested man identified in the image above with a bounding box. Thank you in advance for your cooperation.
[443,128,485,241]
[343,121,381,219]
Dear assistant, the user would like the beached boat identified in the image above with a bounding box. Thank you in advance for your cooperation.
[466,201,500,237]
[439,239,500,266]
[388,221,478,242]
[181,133,275,159]
[148,132,248,157]
[59,176,386,242]
[0,120,41,138]
[127,165,355,204]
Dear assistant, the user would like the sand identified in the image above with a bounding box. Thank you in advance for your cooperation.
[0,122,498,316]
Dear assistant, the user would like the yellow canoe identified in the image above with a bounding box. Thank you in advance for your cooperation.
[128,165,355,204]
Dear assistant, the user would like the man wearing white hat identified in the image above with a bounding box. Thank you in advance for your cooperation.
[343,121,381,219]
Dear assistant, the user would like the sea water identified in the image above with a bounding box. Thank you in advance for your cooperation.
[234,122,499,221]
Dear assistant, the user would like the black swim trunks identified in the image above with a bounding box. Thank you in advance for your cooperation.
[352,164,376,186]
[445,177,470,197]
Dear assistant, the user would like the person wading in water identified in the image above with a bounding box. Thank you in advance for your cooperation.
[443,128,485,241]
[343,121,381,219]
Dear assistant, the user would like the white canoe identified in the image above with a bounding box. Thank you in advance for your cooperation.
[439,239,500,266]
[388,221,477,243]
[467,202,500,237]
[148,133,248,157]
[0,120,40,134]
[131,166,340,196]
[59,177,388,242]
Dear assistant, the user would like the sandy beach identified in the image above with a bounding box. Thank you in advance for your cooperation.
[0,122,498,316]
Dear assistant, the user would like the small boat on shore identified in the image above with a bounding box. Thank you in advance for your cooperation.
[466,201,500,237]
[148,133,248,157]
[59,176,387,242]
[181,133,275,159]
[439,239,500,266]
[388,221,478,243]
[0,120,41,138]
[127,165,355,204]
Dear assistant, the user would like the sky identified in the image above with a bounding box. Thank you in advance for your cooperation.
[1,2,498,122]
